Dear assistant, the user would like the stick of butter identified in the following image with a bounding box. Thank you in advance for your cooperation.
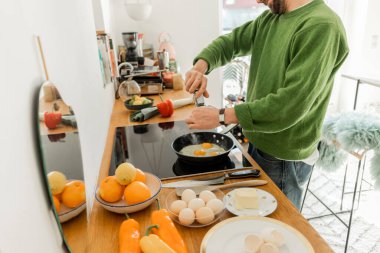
[234,188,259,210]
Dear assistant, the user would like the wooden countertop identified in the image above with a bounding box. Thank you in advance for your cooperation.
[110,89,194,127]
[70,88,332,253]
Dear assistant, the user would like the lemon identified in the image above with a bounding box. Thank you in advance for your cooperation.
[115,163,136,185]
[47,171,67,195]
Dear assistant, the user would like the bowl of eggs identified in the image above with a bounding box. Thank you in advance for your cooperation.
[165,188,226,227]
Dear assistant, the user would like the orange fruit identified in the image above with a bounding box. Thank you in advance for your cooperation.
[134,169,146,183]
[99,176,123,203]
[54,193,62,202]
[124,181,151,205]
[61,181,86,208]
[53,195,61,213]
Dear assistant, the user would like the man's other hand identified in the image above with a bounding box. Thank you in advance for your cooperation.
[185,106,219,129]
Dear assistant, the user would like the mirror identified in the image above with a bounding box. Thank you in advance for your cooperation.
[37,81,87,252]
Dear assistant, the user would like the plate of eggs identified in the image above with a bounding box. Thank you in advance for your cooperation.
[165,188,226,227]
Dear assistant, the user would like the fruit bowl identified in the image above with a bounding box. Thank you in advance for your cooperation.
[53,179,86,223]
[165,188,225,228]
[59,201,86,223]
[95,172,162,214]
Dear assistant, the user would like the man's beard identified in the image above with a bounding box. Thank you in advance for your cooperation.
[268,0,286,14]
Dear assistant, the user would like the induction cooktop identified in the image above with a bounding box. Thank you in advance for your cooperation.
[40,132,84,180]
[109,121,252,179]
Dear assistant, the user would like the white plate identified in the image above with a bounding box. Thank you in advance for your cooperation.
[224,188,277,216]
[200,216,314,253]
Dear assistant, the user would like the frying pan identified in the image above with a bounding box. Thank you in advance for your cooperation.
[172,132,234,163]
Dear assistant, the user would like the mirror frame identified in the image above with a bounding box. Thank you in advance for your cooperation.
[34,83,72,253]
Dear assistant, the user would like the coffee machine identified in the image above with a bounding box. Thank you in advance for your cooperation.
[122,32,138,67]
[119,32,164,95]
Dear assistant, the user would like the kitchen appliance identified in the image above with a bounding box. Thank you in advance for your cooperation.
[118,65,164,95]
[172,132,234,163]
[122,32,138,66]
[109,121,253,179]
[157,51,169,70]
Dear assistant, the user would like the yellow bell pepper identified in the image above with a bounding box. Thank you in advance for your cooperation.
[140,225,176,253]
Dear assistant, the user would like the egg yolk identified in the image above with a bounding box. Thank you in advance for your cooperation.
[194,150,206,156]
[201,142,213,149]
[209,151,219,156]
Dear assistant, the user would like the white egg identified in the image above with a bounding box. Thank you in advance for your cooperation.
[259,242,279,253]
[261,228,285,247]
[188,198,205,212]
[179,208,195,226]
[199,190,217,203]
[181,189,196,203]
[170,200,187,215]
[206,199,224,214]
[196,207,215,224]
[244,234,264,253]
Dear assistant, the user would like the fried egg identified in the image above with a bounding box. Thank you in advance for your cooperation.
[201,142,213,149]
[180,143,225,157]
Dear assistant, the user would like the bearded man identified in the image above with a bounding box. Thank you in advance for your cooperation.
[185,0,349,210]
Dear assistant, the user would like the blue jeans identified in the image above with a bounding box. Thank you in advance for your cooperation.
[243,143,313,210]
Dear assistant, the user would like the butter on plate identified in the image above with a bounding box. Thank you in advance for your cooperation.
[234,188,259,210]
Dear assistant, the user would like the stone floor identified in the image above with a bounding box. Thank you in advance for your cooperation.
[302,156,380,253]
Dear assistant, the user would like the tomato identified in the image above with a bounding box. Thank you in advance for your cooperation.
[157,99,174,117]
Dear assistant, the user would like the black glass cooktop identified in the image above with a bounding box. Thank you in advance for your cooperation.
[109,121,251,179]
[40,132,84,180]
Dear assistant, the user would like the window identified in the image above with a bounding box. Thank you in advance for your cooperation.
[222,0,267,106]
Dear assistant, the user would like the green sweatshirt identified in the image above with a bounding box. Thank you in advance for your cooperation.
[194,0,349,160]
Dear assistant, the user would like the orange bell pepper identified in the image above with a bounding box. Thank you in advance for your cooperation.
[119,217,141,253]
[151,201,187,253]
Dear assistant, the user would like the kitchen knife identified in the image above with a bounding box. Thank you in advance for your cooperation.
[162,169,261,188]
[174,180,268,196]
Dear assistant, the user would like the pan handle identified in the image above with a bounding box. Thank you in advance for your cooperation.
[219,123,238,135]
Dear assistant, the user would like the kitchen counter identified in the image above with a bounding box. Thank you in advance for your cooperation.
[69,88,332,252]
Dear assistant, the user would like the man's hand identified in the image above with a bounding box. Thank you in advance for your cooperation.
[185,107,239,130]
[185,106,219,129]
[185,59,209,98]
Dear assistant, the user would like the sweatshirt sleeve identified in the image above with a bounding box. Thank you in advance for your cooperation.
[234,23,349,133]
[193,18,261,74]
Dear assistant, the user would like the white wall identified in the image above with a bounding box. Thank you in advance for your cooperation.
[107,0,223,106]
[0,0,114,252]
[336,0,380,111]
[357,0,380,77]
